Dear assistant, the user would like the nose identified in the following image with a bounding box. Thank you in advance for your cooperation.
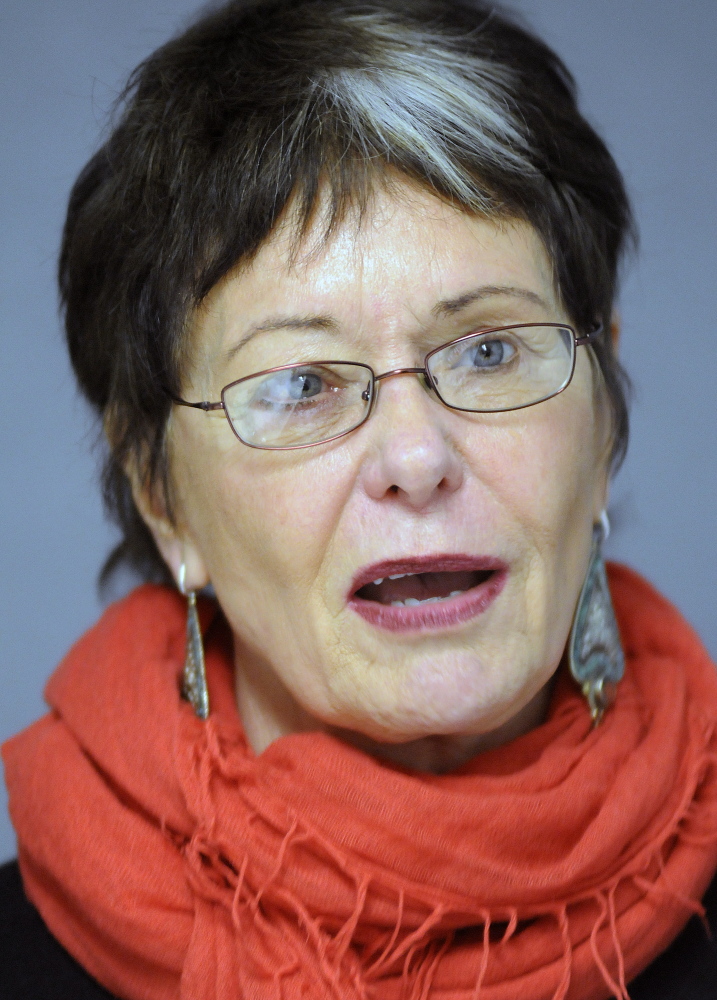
[360,372,464,509]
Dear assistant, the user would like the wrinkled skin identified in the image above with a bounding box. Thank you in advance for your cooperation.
[137,182,611,773]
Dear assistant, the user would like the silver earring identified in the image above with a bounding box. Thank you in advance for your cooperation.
[568,514,625,725]
[178,563,210,720]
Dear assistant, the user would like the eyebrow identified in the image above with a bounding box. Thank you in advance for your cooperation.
[224,315,339,362]
[224,285,550,361]
[432,284,550,317]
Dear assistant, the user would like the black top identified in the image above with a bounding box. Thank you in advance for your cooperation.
[1,859,716,998]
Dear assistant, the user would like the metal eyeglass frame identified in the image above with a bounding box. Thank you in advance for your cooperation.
[170,321,602,451]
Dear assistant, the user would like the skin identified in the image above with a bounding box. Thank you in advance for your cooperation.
[136,181,612,774]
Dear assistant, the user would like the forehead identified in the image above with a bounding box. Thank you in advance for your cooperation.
[191,182,560,360]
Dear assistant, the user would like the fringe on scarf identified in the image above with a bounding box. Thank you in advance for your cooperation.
[177,715,717,1000]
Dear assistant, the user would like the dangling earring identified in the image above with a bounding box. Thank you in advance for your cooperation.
[178,563,210,719]
[568,513,625,725]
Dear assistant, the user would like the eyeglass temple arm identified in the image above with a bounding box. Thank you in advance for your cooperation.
[574,322,604,347]
[170,394,224,411]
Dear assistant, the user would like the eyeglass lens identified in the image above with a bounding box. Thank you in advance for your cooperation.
[222,325,575,449]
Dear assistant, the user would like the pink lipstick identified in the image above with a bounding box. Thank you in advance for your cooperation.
[348,554,507,632]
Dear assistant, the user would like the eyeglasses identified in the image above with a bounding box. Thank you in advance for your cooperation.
[172,322,600,450]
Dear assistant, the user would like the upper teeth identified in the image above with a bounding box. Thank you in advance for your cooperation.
[370,573,410,585]
[390,590,465,607]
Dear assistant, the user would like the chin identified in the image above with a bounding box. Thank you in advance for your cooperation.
[332,647,529,743]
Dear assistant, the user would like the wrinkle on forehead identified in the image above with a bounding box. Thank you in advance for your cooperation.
[184,176,561,390]
[271,173,509,273]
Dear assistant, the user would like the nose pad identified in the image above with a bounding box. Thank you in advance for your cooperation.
[361,374,463,508]
[368,366,435,412]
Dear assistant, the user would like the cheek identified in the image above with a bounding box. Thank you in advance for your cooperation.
[464,385,604,651]
[176,435,352,606]
[472,382,603,541]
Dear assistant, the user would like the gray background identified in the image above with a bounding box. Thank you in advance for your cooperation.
[1,0,715,863]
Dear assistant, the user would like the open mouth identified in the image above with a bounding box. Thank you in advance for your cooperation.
[348,556,507,632]
[355,569,494,606]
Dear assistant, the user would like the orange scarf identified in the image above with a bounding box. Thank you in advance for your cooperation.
[4,564,717,1000]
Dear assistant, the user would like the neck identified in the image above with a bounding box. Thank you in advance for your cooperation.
[328,685,552,773]
[234,646,554,773]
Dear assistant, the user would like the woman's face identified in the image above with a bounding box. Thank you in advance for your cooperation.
[152,183,610,758]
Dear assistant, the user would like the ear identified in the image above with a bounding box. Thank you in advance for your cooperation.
[609,311,621,352]
[127,460,210,592]
[592,470,610,527]
[589,313,621,523]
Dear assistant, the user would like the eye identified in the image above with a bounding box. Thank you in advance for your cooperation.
[286,370,323,400]
[461,337,516,370]
[255,367,330,407]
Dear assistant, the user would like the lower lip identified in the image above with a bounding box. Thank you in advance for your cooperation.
[348,569,507,633]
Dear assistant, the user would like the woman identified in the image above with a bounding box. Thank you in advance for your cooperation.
[2,1,716,997]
